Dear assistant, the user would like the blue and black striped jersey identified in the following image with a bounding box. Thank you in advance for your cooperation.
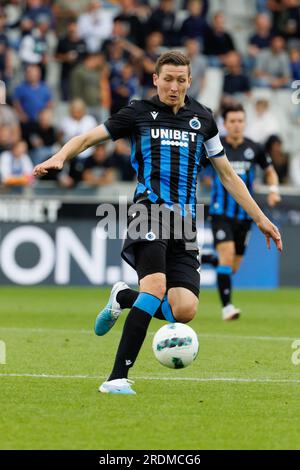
[208,136,272,220]
[104,95,224,217]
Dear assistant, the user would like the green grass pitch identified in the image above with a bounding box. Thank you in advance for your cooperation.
[0,287,300,450]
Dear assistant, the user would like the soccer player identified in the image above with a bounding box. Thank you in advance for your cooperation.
[33,51,282,395]
[202,103,281,320]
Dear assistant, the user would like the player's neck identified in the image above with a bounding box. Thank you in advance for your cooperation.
[171,101,185,114]
[225,135,244,147]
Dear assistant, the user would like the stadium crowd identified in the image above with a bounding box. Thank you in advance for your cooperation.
[0,0,300,190]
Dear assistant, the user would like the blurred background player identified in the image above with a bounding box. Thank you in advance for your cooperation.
[202,103,281,320]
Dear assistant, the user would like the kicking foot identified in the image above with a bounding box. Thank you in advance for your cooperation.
[94,281,129,336]
[222,304,241,321]
[99,378,136,395]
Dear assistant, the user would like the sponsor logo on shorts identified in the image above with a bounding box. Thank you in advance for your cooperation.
[216,229,226,241]
[145,231,156,241]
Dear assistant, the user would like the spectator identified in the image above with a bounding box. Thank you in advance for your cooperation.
[265,134,289,183]
[0,103,21,147]
[105,39,129,82]
[248,13,273,57]
[77,0,113,53]
[289,46,300,79]
[179,0,208,44]
[110,61,140,114]
[269,0,300,43]
[255,35,291,88]
[246,97,280,144]
[147,0,178,47]
[82,143,115,187]
[24,0,54,27]
[3,0,23,29]
[289,151,300,185]
[0,140,33,187]
[203,11,235,66]
[70,52,111,122]
[114,0,145,48]
[0,10,13,86]
[223,51,251,97]
[51,0,80,37]
[182,0,209,17]
[56,20,87,101]
[110,139,136,181]
[59,157,86,188]
[0,125,13,153]
[26,108,58,166]
[141,31,163,97]
[13,64,52,136]
[18,14,51,80]
[184,38,207,100]
[102,18,143,67]
[59,98,97,160]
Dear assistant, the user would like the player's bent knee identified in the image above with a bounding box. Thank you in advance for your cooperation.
[140,274,166,300]
[172,302,198,323]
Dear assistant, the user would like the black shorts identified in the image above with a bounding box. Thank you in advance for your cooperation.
[211,215,252,256]
[121,201,200,297]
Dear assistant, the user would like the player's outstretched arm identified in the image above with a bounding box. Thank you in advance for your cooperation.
[211,155,282,252]
[33,124,111,177]
[264,165,281,207]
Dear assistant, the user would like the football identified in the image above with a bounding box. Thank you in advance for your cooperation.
[152,323,199,369]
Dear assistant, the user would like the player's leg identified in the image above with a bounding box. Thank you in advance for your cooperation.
[95,269,175,337]
[233,255,244,274]
[167,287,198,323]
[163,241,200,323]
[99,241,167,395]
[233,220,252,275]
[212,216,240,320]
[216,241,241,320]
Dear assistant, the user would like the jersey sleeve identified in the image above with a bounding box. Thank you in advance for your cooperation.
[255,143,273,169]
[103,102,137,141]
[203,110,225,158]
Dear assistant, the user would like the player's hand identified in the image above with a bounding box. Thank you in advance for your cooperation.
[267,192,281,207]
[33,154,65,177]
[257,217,282,252]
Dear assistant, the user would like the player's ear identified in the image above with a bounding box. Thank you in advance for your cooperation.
[153,73,158,86]
[187,76,192,88]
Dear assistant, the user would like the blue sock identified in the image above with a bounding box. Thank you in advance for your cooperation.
[161,295,176,323]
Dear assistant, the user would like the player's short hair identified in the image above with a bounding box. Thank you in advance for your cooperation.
[155,51,191,76]
[222,103,245,120]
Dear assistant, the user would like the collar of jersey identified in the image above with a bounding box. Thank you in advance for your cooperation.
[146,94,191,111]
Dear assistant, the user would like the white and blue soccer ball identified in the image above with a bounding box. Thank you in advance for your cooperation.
[152,323,199,369]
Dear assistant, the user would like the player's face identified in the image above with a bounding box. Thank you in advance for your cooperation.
[224,111,246,138]
[153,65,191,109]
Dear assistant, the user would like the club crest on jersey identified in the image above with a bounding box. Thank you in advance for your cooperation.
[189,117,201,130]
[244,148,255,160]
[150,111,159,120]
